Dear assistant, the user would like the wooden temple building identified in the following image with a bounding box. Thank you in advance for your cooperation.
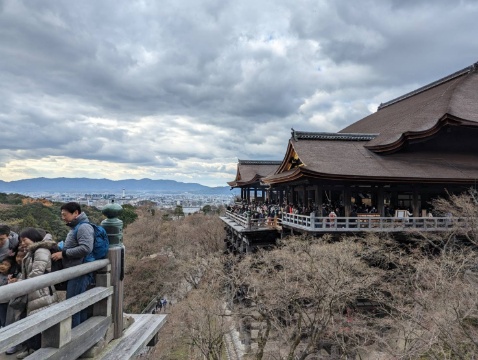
[227,160,282,203]
[230,61,478,218]
[222,62,478,250]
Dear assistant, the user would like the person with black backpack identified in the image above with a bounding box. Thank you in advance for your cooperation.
[51,202,94,328]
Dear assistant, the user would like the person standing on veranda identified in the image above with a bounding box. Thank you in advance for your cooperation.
[51,202,94,328]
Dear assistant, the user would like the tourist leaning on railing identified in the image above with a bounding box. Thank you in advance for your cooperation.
[51,202,94,329]
[14,228,60,358]
[3,247,27,355]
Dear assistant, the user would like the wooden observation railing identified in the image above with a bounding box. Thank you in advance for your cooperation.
[224,210,281,231]
[279,213,463,233]
[224,210,464,233]
[0,203,166,360]
[0,259,165,359]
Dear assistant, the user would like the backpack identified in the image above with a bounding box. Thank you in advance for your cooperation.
[74,222,109,263]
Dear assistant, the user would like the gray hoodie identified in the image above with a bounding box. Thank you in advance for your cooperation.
[61,212,94,268]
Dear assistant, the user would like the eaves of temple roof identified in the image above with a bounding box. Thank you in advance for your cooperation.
[340,61,478,153]
[228,159,282,188]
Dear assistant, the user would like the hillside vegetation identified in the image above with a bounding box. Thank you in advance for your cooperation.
[3,192,478,359]
[126,192,478,360]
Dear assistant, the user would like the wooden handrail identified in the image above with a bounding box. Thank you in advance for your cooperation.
[224,210,468,232]
[0,259,110,303]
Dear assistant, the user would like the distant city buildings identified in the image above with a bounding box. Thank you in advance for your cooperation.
[17,189,236,212]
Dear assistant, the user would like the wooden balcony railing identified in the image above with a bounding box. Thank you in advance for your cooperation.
[225,210,465,233]
[0,256,165,359]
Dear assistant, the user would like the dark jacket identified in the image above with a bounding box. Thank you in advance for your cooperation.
[61,212,94,268]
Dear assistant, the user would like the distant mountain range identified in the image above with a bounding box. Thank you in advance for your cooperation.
[0,177,238,195]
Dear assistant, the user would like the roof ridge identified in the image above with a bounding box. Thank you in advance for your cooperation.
[291,129,378,141]
[378,61,478,110]
[238,160,282,165]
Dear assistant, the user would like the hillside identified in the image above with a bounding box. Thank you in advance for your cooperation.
[0,177,237,195]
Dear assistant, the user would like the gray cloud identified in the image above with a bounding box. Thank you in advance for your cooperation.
[1,0,477,185]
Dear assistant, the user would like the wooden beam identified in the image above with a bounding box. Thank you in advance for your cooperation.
[0,287,113,352]
[30,316,111,360]
[99,314,167,360]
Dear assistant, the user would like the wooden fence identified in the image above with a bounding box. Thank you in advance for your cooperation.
[0,256,165,359]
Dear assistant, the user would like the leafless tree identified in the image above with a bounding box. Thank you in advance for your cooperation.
[224,237,384,359]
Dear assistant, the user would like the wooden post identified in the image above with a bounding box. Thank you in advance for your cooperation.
[377,186,385,217]
[102,202,124,340]
[315,185,323,213]
[413,187,420,217]
[42,318,72,348]
[108,247,124,339]
[343,186,352,217]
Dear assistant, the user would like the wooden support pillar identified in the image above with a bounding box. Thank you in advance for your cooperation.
[101,202,124,340]
[301,185,306,206]
[413,187,420,217]
[279,189,284,206]
[254,188,258,202]
[377,186,385,216]
[247,187,251,203]
[315,185,323,212]
[42,318,72,348]
[108,246,124,339]
[343,186,352,217]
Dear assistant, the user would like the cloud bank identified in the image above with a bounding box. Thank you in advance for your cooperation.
[1,0,477,186]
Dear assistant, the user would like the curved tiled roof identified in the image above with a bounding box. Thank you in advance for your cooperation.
[340,63,478,153]
[228,160,282,187]
[263,126,478,185]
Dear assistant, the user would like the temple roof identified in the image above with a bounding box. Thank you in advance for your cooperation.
[263,128,478,185]
[228,159,282,187]
[340,62,478,153]
[232,62,478,187]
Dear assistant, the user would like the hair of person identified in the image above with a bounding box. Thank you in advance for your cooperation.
[0,224,11,236]
[35,228,47,239]
[15,248,26,258]
[60,202,82,214]
[19,227,44,243]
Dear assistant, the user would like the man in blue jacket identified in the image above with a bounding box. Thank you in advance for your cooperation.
[51,202,94,328]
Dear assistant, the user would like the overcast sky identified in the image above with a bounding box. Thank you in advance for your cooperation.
[1,0,477,187]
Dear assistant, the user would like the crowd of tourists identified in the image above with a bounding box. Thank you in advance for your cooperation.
[227,200,405,223]
[0,202,97,358]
